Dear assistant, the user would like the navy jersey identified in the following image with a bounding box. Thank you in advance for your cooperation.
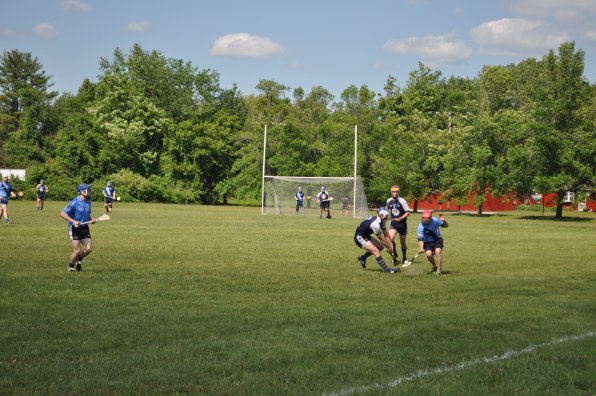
[355,215,386,238]
[317,191,330,201]
[295,191,305,203]
[62,196,92,225]
[386,196,410,221]
[103,186,115,198]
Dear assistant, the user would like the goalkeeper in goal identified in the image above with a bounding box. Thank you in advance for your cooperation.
[316,186,332,219]
[295,187,306,215]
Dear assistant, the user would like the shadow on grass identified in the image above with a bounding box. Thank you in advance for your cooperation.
[516,215,594,222]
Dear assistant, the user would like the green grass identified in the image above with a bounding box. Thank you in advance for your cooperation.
[1,201,595,395]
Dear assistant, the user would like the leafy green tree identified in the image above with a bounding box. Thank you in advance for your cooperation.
[99,44,217,122]
[55,113,105,182]
[0,49,57,166]
[89,74,172,177]
[529,42,592,218]
[0,49,57,115]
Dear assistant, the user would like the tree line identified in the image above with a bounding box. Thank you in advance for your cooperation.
[0,42,594,218]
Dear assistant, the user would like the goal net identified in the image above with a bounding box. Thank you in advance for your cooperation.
[262,176,370,218]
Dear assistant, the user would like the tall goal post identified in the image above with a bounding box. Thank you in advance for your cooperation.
[261,124,369,218]
[262,176,370,217]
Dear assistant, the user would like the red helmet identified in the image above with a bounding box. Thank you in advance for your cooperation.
[422,210,432,219]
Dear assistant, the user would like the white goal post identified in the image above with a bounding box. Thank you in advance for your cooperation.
[262,176,370,218]
[261,125,369,217]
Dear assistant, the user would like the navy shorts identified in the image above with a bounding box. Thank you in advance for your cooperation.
[354,233,370,248]
[320,202,329,209]
[0,197,7,204]
[37,193,46,199]
[389,220,408,235]
[423,238,444,252]
[69,225,91,241]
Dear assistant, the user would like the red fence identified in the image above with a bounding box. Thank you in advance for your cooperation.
[410,192,596,212]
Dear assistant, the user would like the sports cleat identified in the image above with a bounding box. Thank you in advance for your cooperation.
[75,261,82,272]
[431,266,437,273]
[68,263,75,272]
[433,271,443,276]
[358,256,366,269]
[402,260,412,267]
[387,267,400,274]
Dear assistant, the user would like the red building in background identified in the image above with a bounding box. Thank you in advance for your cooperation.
[410,191,596,213]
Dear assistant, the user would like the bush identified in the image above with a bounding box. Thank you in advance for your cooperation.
[25,161,80,202]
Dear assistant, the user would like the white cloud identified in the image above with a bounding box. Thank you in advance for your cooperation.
[471,18,568,56]
[210,33,286,58]
[60,0,91,12]
[383,32,472,64]
[126,20,151,32]
[0,28,25,39]
[33,22,57,39]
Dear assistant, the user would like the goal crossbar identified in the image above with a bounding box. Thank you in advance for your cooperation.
[262,175,370,218]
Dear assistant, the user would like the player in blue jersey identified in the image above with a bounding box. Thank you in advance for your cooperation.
[354,207,398,273]
[386,185,412,266]
[317,186,332,219]
[417,210,449,275]
[295,186,305,215]
[60,184,97,272]
[103,180,117,214]
[0,173,17,224]
[36,179,49,210]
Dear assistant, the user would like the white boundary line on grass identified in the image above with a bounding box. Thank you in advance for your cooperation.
[324,331,596,396]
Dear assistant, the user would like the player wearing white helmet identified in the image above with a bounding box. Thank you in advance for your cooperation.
[353,207,398,273]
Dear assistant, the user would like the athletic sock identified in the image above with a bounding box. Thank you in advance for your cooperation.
[362,252,373,259]
[402,249,407,262]
[77,254,84,263]
[376,256,389,271]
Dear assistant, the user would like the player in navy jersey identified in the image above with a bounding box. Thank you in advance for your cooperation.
[0,173,17,224]
[386,185,411,266]
[317,186,332,219]
[295,186,305,215]
[417,210,449,274]
[354,207,398,273]
[35,179,49,210]
[103,180,117,214]
[60,183,97,272]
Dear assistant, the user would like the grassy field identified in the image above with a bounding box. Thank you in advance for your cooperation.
[1,201,595,395]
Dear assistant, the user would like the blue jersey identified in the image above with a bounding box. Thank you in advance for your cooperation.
[417,217,445,243]
[355,215,386,238]
[0,181,13,199]
[295,191,304,203]
[62,196,92,225]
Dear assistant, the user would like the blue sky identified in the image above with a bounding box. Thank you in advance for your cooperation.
[2,0,595,99]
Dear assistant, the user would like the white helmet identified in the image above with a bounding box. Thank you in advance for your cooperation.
[377,207,389,218]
